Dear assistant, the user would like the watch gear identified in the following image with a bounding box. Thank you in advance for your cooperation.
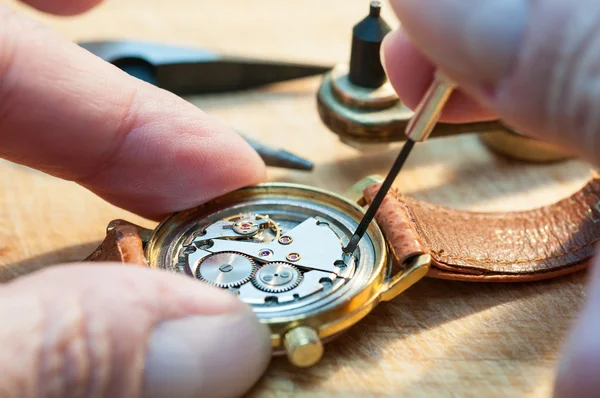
[232,216,261,235]
[253,262,302,293]
[196,251,257,288]
[223,213,281,242]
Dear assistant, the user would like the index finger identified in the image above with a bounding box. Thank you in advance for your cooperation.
[0,7,266,220]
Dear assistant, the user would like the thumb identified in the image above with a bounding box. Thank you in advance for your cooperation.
[0,264,271,398]
[383,0,600,162]
[554,251,600,397]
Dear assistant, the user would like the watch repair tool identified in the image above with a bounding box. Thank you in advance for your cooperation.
[316,1,571,162]
[348,0,391,88]
[240,134,314,171]
[79,40,330,95]
[344,70,456,254]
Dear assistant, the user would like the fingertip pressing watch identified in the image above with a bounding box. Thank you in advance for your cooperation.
[85,172,600,367]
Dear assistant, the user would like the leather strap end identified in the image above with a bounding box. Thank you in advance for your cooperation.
[85,220,149,266]
[363,184,427,265]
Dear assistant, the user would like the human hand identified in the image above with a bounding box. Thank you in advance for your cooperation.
[381,0,600,396]
[0,1,271,397]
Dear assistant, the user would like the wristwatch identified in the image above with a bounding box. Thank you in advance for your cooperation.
[85,173,600,367]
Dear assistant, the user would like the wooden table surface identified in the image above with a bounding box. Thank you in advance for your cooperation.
[0,0,596,396]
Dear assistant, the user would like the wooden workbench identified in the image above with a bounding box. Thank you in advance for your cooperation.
[0,0,594,396]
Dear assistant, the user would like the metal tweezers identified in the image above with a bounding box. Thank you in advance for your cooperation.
[79,40,330,170]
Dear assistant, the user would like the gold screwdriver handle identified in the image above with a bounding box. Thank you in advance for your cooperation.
[405,70,458,142]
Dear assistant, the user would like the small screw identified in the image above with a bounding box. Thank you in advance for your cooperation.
[287,253,301,262]
[197,240,214,250]
[258,249,273,257]
[183,246,197,254]
[279,236,293,245]
[219,264,233,272]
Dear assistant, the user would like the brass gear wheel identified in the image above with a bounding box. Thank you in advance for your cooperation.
[252,262,302,293]
[222,213,281,242]
[196,251,257,288]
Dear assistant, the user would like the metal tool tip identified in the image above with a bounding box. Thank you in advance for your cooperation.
[369,1,382,16]
[274,150,314,171]
[343,235,361,254]
[239,133,314,171]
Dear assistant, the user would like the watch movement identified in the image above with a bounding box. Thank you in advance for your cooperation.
[141,182,430,367]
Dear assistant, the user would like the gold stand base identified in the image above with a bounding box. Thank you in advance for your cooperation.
[479,130,573,163]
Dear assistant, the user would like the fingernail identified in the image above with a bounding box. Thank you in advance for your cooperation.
[143,309,272,398]
[554,253,600,397]
[392,0,529,93]
[380,33,389,75]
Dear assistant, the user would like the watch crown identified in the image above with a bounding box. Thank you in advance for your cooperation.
[283,326,323,367]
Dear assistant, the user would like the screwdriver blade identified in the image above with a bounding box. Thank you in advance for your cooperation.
[240,134,314,171]
[343,139,416,254]
[343,70,457,254]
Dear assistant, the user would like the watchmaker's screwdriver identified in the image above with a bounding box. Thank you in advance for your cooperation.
[241,134,314,171]
[343,70,457,253]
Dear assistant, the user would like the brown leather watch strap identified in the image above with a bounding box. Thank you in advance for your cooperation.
[84,220,148,266]
[363,176,600,282]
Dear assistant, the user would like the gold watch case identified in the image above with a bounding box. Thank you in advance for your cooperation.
[115,178,430,368]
